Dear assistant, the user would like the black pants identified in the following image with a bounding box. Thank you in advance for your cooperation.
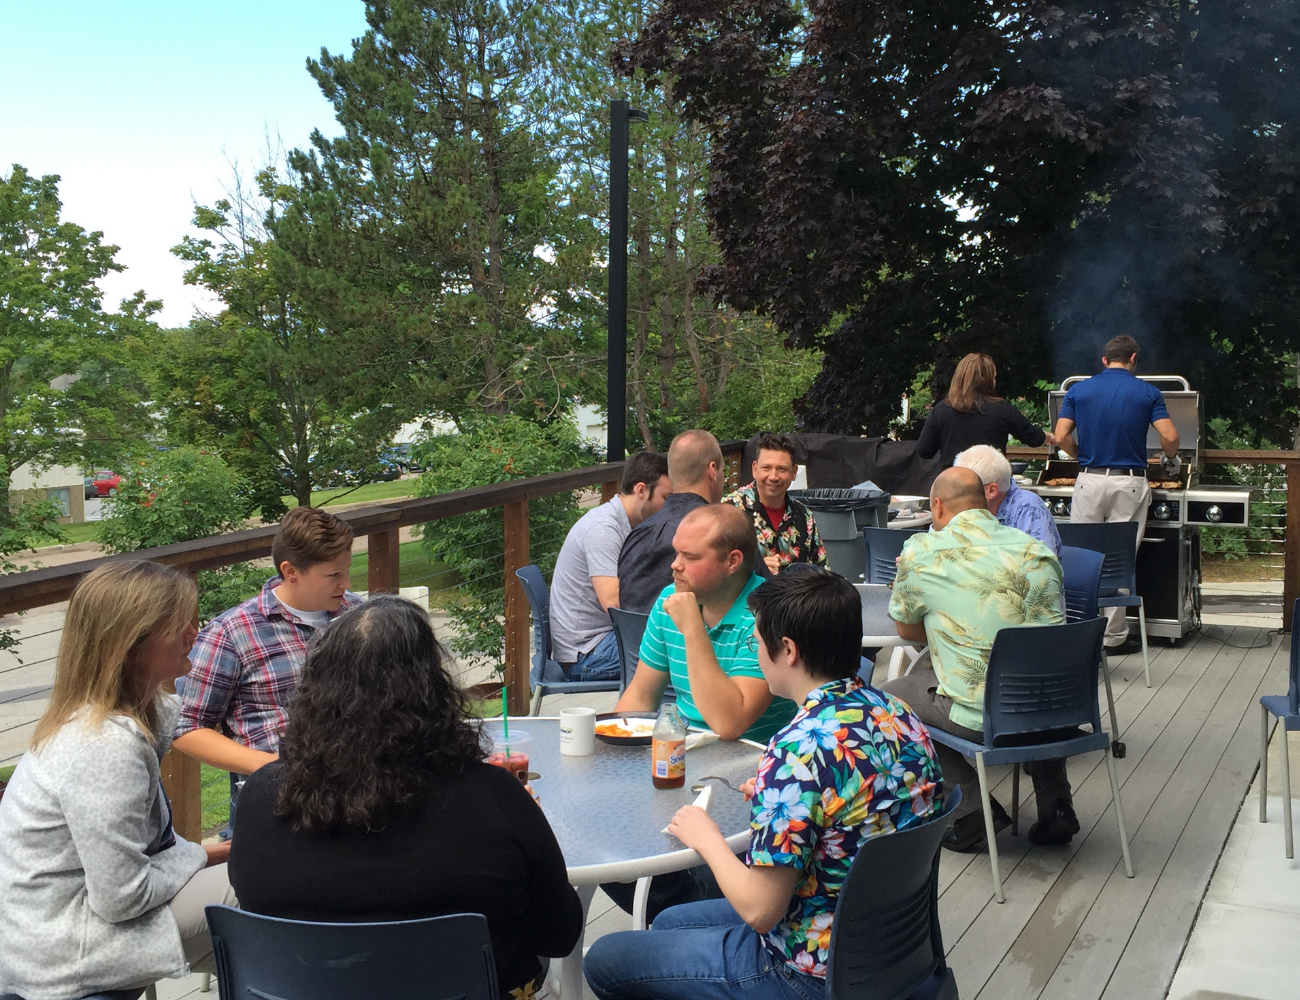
[600,863,726,925]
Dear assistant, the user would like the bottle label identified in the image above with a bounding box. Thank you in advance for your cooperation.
[653,738,686,779]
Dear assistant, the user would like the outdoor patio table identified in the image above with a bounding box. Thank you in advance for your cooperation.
[483,717,763,999]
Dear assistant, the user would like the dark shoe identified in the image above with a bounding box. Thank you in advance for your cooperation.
[942,800,1011,853]
[1027,800,1081,845]
[1105,636,1144,656]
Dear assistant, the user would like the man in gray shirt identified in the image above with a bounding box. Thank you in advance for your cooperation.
[551,451,672,679]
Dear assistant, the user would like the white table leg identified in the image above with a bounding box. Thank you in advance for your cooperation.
[632,875,652,930]
[555,882,598,998]
[887,646,906,680]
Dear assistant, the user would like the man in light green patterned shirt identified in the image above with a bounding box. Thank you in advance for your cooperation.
[883,467,1077,853]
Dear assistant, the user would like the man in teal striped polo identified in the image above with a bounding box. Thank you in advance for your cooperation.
[616,504,797,744]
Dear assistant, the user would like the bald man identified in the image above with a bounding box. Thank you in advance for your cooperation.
[617,429,726,613]
[883,468,1076,852]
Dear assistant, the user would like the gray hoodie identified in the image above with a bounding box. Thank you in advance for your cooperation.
[0,695,207,999]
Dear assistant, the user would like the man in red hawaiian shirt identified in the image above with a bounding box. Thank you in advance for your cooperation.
[724,432,827,576]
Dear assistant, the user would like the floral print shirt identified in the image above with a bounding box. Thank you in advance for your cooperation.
[748,677,943,979]
[724,483,827,571]
[888,508,1064,731]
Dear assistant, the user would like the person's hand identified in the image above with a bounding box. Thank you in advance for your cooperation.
[667,804,724,852]
[1042,431,1056,449]
[524,783,541,806]
[739,777,757,801]
[203,842,232,867]
[663,591,705,633]
[763,554,781,575]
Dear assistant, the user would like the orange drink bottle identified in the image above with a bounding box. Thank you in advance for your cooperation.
[651,704,687,789]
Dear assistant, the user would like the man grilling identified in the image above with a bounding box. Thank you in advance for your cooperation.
[1051,334,1180,654]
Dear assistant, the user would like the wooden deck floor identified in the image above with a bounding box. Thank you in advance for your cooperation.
[155,625,1290,1000]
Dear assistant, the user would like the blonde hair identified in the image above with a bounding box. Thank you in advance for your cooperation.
[32,561,198,750]
[946,353,1003,413]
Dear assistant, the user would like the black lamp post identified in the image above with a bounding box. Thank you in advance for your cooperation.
[607,99,648,463]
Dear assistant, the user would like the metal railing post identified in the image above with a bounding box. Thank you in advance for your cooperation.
[1286,460,1299,631]
[503,498,531,714]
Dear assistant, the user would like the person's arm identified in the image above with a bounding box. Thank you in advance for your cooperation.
[1153,417,1179,458]
[888,547,930,644]
[915,408,942,460]
[1052,417,1078,458]
[1007,403,1047,448]
[614,660,670,712]
[61,736,208,923]
[171,729,277,774]
[667,806,800,933]
[806,511,828,568]
[895,619,928,643]
[591,576,619,612]
[663,591,773,741]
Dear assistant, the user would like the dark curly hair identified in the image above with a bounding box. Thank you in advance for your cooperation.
[275,595,484,832]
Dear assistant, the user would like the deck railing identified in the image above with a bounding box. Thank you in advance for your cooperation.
[3,440,1294,836]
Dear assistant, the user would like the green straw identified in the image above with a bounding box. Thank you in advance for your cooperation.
[501,684,510,758]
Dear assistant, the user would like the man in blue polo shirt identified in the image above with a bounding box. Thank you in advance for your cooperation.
[1053,334,1180,651]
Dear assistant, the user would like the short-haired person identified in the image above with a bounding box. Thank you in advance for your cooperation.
[229,596,583,1000]
[174,505,361,778]
[584,569,943,1000]
[550,451,672,680]
[882,467,1076,851]
[724,432,826,576]
[954,444,1061,555]
[617,429,725,613]
[0,562,237,998]
[1052,334,1180,653]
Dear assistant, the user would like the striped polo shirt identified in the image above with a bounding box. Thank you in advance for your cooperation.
[638,574,797,744]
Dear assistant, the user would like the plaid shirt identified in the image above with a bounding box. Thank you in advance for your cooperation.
[724,483,828,572]
[175,577,363,752]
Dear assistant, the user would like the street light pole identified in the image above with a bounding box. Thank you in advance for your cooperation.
[607,99,647,463]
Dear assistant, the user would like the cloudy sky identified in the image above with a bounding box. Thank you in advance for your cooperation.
[1,0,369,326]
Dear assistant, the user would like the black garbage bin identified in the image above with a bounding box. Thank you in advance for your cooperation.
[789,488,891,582]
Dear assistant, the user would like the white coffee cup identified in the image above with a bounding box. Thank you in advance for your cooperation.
[559,706,597,756]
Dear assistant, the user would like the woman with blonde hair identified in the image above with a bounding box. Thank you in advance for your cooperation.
[0,561,236,999]
[916,352,1055,468]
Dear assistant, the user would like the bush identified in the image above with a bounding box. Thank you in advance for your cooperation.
[699,343,822,441]
[413,416,598,672]
[97,447,264,620]
[0,494,66,659]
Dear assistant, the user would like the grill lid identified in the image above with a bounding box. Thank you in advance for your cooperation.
[1047,375,1200,467]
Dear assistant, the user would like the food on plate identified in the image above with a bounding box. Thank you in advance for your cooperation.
[1152,480,1183,489]
[595,718,657,739]
[1044,477,1076,487]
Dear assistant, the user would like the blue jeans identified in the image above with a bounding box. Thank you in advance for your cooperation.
[583,899,825,1000]
[564,628,622,681]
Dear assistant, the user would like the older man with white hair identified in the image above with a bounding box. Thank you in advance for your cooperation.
[954,444,1061,556]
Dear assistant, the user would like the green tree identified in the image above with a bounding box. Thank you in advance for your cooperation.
[415,415,595,670]
[158,169,412,512]
[97,447,265,621]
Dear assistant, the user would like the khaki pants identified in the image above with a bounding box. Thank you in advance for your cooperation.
[1071,471,1150,646]
[168,862,238,974]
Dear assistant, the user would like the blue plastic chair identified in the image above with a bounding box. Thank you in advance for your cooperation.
[1059,545,1125,759]
[825,788,962,1000]
[2,991,146,1000]
[515,566,621,715]
[205,906,497,1000]
[1259,599,1300,857]
[609,607,651,693]
[862,527,924,585]
[926,618,1134,903]
[1057,521,1152,688]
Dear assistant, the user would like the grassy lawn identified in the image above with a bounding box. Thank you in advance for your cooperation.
[348,538,459,599]
[1201,553,1283,583]
[285,478,418,510]
[0,763,14,784]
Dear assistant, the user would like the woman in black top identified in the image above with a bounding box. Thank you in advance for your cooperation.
[916,352,1055,467]
[229,596,582,999]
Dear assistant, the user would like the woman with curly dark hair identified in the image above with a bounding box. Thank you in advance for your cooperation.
[228,596,582,999]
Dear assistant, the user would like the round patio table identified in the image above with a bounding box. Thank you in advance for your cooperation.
[483,717,764,999]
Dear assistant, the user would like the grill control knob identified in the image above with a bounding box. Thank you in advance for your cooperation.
[1205,505,1224,523]
[1153,503,1173,521]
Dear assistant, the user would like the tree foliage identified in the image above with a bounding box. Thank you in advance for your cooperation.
[622,1,1300,441]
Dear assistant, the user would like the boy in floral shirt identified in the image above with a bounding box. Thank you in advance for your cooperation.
[584,569,942,1000]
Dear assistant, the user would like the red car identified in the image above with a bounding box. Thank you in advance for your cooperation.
[88,470,122,497]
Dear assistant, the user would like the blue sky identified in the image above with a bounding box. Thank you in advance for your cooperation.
[0,0,369,325]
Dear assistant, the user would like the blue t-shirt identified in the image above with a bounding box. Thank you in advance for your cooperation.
[1058,368,1170,469]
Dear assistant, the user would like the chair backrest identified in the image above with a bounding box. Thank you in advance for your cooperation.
[1058,545,1103,624]
[854,583,895,637]
[862,527,923,585]
[609,607,650,692]
[825,787,962,1000]
[206,906,498,1000]
[982,618,1107,745]
[514,565,552,664]
[1056,521,1140,593]
[1289,599,1300,714]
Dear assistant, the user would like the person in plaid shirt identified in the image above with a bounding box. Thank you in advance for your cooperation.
[724,433,827,577]
[173,507,361,777]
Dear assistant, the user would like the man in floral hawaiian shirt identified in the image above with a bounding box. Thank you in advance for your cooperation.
[724,432,826,576]
[585,568,942,1000]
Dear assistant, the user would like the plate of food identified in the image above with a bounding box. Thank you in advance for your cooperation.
[594,711,658,746]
